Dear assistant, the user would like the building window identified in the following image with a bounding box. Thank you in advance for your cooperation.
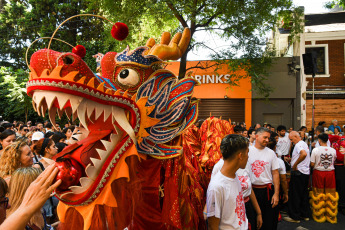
[305,44,329,77]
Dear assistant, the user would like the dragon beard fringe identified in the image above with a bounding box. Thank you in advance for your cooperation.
[309,191,338,224]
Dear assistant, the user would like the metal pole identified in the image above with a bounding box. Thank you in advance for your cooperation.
[311,73,315,142]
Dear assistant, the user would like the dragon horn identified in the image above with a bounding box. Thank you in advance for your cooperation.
[146,28,191,61]
[46,14,118,69]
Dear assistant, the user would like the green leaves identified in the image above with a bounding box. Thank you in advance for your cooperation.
[0,67,33,122]
[325,0,345,9]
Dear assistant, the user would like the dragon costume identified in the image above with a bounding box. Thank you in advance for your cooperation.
[182,117,234,178]
[27,20,206,229]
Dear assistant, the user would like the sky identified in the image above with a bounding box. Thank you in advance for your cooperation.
[188,0,334,60]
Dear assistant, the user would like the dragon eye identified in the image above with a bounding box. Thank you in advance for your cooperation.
[119,69,129,79]
[117,68,140,87]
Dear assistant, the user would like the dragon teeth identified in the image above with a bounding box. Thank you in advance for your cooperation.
[90,157,102,169]
[80,177,94,188]
[32,100,37,112]
[44,95,56,111]
[40,100,48,117]
[48,106,58,127]
[103,106,112,122]
[69,177,94,194]
[85,164,97,180]
[77,100,88,131]
[100,140,112,153]
[69,96,83,114]
[96,148,108,161]
[32,90,136,141]
[56,93,70,109]
[94,104,103,120]
[112,107,137,144]
[86,101,96,120]
[34,91,46,108]
[64,107,72,119]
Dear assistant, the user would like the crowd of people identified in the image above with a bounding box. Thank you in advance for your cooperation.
[206,122,343,229]
[0,119,78,229]
[0,118,343,229]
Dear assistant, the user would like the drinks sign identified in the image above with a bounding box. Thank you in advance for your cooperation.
[190,74,231,84]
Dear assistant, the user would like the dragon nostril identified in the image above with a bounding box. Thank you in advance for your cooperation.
[63,55,75,65]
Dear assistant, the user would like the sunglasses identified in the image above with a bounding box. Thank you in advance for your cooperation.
[24,129,29,132]
[0,197,9,209]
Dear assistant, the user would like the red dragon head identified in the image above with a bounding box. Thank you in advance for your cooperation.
[27,27,199,226]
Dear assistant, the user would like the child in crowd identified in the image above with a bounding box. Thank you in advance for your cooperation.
[207,134,249,230]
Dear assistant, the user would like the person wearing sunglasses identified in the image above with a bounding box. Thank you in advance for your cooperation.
[0,141,34,185]
[0,177,9,225]
[17,125,29,138]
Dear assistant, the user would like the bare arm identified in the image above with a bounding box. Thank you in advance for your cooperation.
[292,150,307,171]
[271,169,280,208]
[279,174,288,203]
[310,162,315,168]
[250,189,262,229]
[208,216,220,230]
[0,164,61,230]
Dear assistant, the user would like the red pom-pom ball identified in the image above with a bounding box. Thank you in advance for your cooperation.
[72,45,86,58]
[111,22,129,41]
[55,158,82,191]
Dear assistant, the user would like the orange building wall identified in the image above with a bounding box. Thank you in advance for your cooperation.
[165,60,252,126]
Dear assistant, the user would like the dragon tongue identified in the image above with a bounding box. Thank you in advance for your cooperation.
[53,129,113,168]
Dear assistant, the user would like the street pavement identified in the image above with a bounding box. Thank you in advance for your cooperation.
[278,209,345,230]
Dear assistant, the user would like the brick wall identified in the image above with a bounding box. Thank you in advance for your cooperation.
[306,98,345,131]
[305,39,345,89]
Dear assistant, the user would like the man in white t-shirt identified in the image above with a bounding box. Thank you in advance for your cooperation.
[311,133,337,194]
[246,127,280,230]
[310,133,338,223]
[207,134,249,230]
[284,131,311,223]
[276,125,291,158]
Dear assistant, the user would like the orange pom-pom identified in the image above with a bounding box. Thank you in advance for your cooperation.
[111,22,129,41]
[72,45,86,58]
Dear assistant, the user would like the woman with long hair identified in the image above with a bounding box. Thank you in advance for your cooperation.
[32,138,57,169]
[7,167,52,230]
[31,139,59,223]
[0,129,16,156]
[0,177,9,224]
[0,141,34,184]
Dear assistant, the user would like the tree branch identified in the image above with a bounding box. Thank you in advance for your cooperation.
[166,2,188,28]
[186,61,219,71]
[195,12,220,28]
[196,3,206,14]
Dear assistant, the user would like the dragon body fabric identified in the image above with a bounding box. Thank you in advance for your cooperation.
[27,28,206,229]
[182,117,234,178]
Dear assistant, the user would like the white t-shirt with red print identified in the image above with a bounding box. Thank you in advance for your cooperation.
[207,172,248,230]
[246,146,280,185]
[211,158,252,198]
[311,146,336,171]
[291,140,311,175]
